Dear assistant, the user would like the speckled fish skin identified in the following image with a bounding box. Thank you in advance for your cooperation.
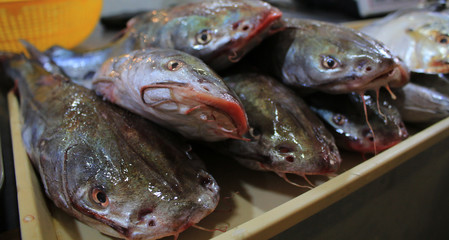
[6,56,220,240]
[93,48,248,141]
[212,73,341,179]
[44,0,284,81]
[361,9,449,74]
[256,18,410,94]
[393,82,449,123]
[306,92,408,154]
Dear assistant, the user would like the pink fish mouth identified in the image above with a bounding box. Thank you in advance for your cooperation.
[140,82,249,140]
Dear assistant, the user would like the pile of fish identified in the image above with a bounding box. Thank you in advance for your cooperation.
[2,0,449,239]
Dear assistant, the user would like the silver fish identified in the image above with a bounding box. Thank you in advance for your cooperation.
[252,18,409,94]
[362,9,449,74]
[92,48,249,141]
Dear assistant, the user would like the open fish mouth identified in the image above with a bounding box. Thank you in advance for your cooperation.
[140,82,248,140]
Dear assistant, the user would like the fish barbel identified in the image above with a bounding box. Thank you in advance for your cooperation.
[212,73,341,187]
[361,9,449,74]
[92,48,249,141]
[5,55,220,239]
[253,18,409,94]
[44,0,284,81]
[306,92,408,154]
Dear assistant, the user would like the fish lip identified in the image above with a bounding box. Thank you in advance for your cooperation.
[319,64,402,93]
[206,6,283,63]
[141,81,248,140]
[424,59,449,74]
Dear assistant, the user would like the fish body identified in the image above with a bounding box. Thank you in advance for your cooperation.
[6,55,220,239]
[45,0,284,81]
[361,9,449,74]
[93,48,248,141]
[212,73,341,180]
[393,82,449,123]
[306,92,408,153]
[254,18,409,94]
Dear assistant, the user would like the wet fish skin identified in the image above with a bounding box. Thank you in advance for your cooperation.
[6,56,220,240]
[44,0,284,81]
[212,73,341,179]
[254,18,409,94]
[306,92,408,153]
[127,0,284,70]
[93,48,248,141]
[393,82,449,123]
[361,9,449,74]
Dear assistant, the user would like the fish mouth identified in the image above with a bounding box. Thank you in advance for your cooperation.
[226,7,284,62]
[140,82,248,141]
[320,65,405,94]
[425,59,449,74]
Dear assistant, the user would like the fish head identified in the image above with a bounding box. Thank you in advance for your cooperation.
[405,13,449,74]
[93,49,248,141]
[63,142,219,239]
[283,20,409,93]
[309,93,408,154]
[225,74,341,177]
[148,0,283,70]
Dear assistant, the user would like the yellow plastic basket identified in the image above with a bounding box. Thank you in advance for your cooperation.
[0,0,102,53]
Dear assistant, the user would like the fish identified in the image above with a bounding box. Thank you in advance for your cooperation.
[210,73,341,187]
[44,0,284,82]
[92,48,249,141]
[251,18,410,94]
[410,72,449,96]
[4,55,220,240]
[23,41,249,142]
[306,92,408,154]
[392,82,449,123]
[361,9,449,74]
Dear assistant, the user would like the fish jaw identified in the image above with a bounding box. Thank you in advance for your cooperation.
[141,82,249,141]
[225,4,284,61]
[319,61,409,94]
[202,1,284,69]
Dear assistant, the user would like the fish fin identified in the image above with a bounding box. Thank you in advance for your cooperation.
[19,40,67,77]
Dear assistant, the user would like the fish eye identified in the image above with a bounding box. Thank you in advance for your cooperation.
[436,34,449,44]
[332,114,346,125]
[167,60,183,71]
[91,188,109,207]
[321,56,339,69]
[196,29,212,45]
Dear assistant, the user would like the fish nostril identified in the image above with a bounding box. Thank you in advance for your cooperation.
[148,220,156,227]
[202,86,210,92]
[278,146,293,153]
[200,175,214,191]
[365,66,372,72]
[137,208,154,222]
[285,156,294,162]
